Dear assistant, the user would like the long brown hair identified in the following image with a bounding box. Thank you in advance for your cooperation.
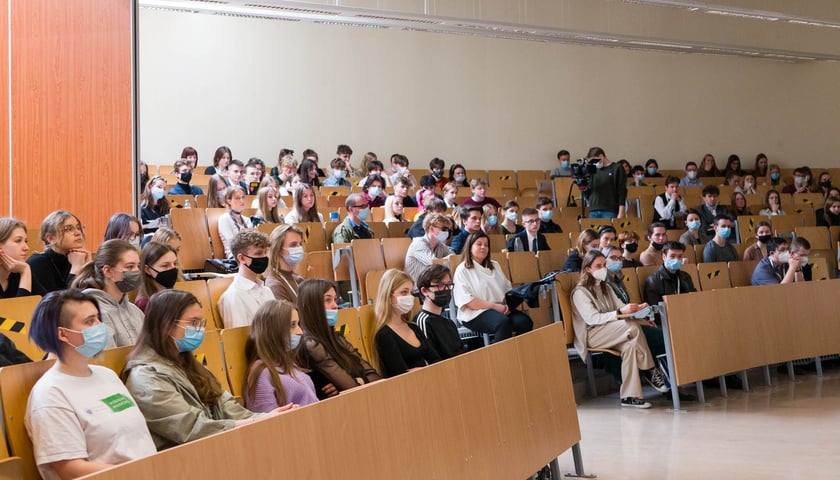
[268,224,303,279]
[140,176,171,215]
[130,290,223,406]
[71,239,136,290]
[292,184,320,222]
[577,249,612,298]
[461,231,494,270]
[244,300,298,407]
[138,242,179,299]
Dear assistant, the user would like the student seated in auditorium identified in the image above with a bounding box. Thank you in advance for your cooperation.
[816,197,840,227]
[167,159,204,195]
[679,161,702,187]
[563,229,599,272]
[535,196,563,234]
[816,171,832,197]
[72,239,144,347]
[698,153,721,177]
[405,213,453,283]
[427,157,448,189]
[724,171,742,191]
[0,218,32,298]
[738,174,758,195]
[150,227,182,254]
[301,148,324,176]
[28,211,91,296]
[332,193,374,244]
[449,163,469,187]
[506,208,549,253]
[383,195,406,224]
[644,241,696,309]
[442,181,459,210]
[414,264,464,360]
[782,167,811,194]
[391,175,417,208]
[135,242,179,312]
[372,269,440,378]
[225,158,246,189]
[644,159,662,178]
[27,289,156,478]
[767,163,783,187]
[244,300,318,412]
[218,230,275,328]
[285,183,323,225]
[640,222,668,266]
[335,144,355,176]
[205,146,231,176]
[299,158,321,188]
[696,185,730,237]
[751,237,803,285]
[723,154,746,177]
[628,165,647,186]
[322,157,352,187]
[363,174,387,208]
[789,236,812,281]
[500,200,523,235]
[206,174,227,209]
[481,204,503,235]
[703,215,738,263]
[758,189,786,216]
[140,175,171,235]
[550,149,572,179]
[242,160,262,195]
[359,159,393,189]
[597,225,617,251]
[454,232,532,343]
[407,198,447,238]
[272,152,297,190]
[355,152,376,180]
[752,153,769,178]
[460,178,501,209]
[449,205,483,255]
[618,230,643,268]
[252,186,285,226]
[571,250,668,409]
[729,191,752,217]
[388,154,417,189]
[218,185,253,259]
[743,221,772,261]
[265,225,304,305]
[103,213,143,250]
[296,279,381,397]
[653,176,687,230]
[125,290,294,450]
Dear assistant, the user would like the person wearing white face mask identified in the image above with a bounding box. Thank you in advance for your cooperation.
[679,161,702,187]
[26,289,156,479]
[371,269,441,378]
[331,193,375,245]
[103,213,143,250]
[266,225,305,305]
[571,250,667,409]
[404,214,453,283]
[751,237,797,285]
[702,215,738,263]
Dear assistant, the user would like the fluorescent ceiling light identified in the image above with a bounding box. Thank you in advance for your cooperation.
[624,0,840,29]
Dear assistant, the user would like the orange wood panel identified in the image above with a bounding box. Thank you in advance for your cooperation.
[10,0,133,249]
[0,0,9,216]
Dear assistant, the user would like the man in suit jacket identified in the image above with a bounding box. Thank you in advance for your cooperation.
[506,208,550,252]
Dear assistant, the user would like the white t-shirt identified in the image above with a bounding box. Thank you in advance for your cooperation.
[453,260,512,323]
[218,274,276,328]
[25,365,156,480]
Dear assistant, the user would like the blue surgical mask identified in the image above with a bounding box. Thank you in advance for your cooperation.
[284,246,304,266]
[505,211,517,222]
[561,161,570,169]
[357,207,370,221]
[770,172,780,181]
[64,323,109,358]
[289,334,301,350]
[487,215,498,227]
[718,227,731,239]
[173,326,205,353]
[368,186,381,197]
[595,162,603,170]
[606,260,623,273]
[635,175,645,183]
[454,175,466,183]
[334,170,346,179]
[647,167,657,176]
[326,309,339,327]
[539,210,553,221]
[687,220,701,231]
[152,187,166,201]
[665,258,682,271]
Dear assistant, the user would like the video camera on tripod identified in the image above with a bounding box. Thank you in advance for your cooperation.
[570,158,599,190]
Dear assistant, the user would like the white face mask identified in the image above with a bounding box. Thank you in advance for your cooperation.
[776,251,790,264]
[393,294,415,314]
[592,267,608,282]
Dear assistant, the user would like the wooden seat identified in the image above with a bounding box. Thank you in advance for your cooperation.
[256,222,282,237]
[300,250,332,280]
[536,250,566,276]
[487,234,507,253]
[357,304,377,363]
[363,269,387,305]
[614,217,645,235]
[327,195,348,209]
[794,226,831,250]
[487,170,517,189]
[697,262,732,291]
[516,170,545,196]
[386,221,414,238]
[809,256,832,281]
[336,307,368,362]
[771,214,805,238]
[693,244,706,263]
[25,229,44,258]
[635,265,660,288]
[205,208,228,259]
[507,251,540,285]
[193,328,227,388]
[728,259,758,287]
[220,325,250,397]
[791,192,824,208]
[350,238,386,303]
[167,194,196,209]
[544,233,570,252]
[381,237,412,270]
[170,207,213,270]
[293,222,327,252]
[620,267,643,304]
[367,221,388,239]
[636,195,657,223]
[173,280,216,329]
[90,345,134,376]
[556,216,580,235]
[579,217,612,232]
[0,359,56,480]
[319,186,350,197]
[0,296,44,359]
[207,276,234,329]
[552,177,577,207]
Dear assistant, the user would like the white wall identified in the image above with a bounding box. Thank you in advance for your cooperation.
[138,9,840,173]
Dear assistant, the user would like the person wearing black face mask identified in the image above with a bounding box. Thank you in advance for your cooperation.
[639,222,668,266]
[135,242,181,312]
[218,231,276,329]
[167,159,204,196]
[413,265,464,360]
[618,230,643,268]
[743,221,772,261]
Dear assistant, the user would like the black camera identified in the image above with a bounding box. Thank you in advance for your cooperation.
[570,158,599,189]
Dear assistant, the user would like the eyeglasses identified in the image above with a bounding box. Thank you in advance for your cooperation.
[350,204,369,209]
[177,318,206,330]
[429,283,454,291]
[62,224,85,234]
[522,219,539,225]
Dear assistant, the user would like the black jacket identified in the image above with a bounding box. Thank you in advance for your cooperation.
[506,230,550,252]
[644,265,697,314]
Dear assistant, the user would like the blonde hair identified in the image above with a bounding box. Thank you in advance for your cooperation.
[383,195,403,223]
[257,187,284,224]
[370,269,413,372]
[268,224,303,279]
[0,218,27,244]
[40,210,84,248]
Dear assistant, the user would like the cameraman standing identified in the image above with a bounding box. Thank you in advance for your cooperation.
[586,147,627,219]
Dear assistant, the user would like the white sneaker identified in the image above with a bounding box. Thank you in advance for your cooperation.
[620,397,652,409]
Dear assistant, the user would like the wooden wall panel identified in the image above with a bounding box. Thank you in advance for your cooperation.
[0,0,9,216]
[10,0,133,250]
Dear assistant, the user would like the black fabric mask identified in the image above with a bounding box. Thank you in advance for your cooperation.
[757,234,772,244]
[651,241,664,251]
[820,181,832,190]
[149,267,179,289]
[430,289,451,308]
[624,243,638,253]
[244,255,269,274]
[180,171,193,184]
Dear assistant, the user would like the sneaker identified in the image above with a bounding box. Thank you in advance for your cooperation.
[644,368,670,393]
[620,397,652,409]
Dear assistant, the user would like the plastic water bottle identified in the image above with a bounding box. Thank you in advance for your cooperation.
[184,199,191,209]
[513,237,524,252]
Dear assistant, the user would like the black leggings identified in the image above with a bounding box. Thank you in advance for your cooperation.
[464,309,533,343]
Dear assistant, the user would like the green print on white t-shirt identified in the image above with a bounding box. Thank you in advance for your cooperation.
[100,393,135,413]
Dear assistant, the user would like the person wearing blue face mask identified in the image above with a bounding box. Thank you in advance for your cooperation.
[628,165,647,187]
[140,175,172,235]
[644,158,662,178]
[535,196,563,234]
[644,241,696,310]
[218,230,276,329]
[482,204,503,235]
[296,279,381,399]
[124,290,295,451]
[244,299,318,413]
[679,209,709,247]
[332,193,375,245]
[550,149,573,179]
[27,289,157,478]
[702,215,739,263]
[322,158,352,187]
[265,225,305,305]
[696,185,731,237]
